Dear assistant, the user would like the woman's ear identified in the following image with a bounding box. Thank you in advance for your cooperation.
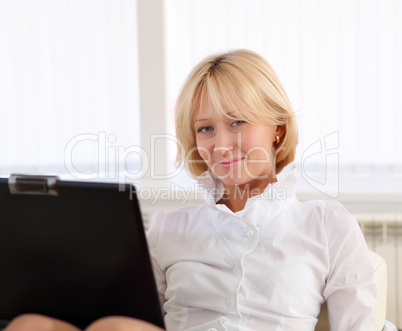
[276,125,285,139]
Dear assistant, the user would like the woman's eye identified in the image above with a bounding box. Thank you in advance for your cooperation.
[197,126,213,133]
[232,120,245,127]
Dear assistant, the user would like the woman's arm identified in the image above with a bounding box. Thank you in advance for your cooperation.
[323,201,377,330]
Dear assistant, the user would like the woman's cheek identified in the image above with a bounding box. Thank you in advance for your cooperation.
[197,145,212,165]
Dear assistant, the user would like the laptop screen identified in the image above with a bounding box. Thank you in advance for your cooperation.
[0,175,165,329]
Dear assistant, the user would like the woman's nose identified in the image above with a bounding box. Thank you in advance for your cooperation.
[213,130,236,154]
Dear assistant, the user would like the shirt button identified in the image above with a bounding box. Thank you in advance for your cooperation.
[246,230,254,238]
[226,299,234,308]
[233,267,240,275]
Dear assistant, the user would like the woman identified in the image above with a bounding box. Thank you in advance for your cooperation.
[148,49,377,330]
[5,49,377,330]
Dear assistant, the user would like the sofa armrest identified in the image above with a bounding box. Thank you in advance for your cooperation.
[369,251,387,331]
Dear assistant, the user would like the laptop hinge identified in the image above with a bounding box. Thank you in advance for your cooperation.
[8,174,60,196]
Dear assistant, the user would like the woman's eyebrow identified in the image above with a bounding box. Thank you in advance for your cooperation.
[194,118,208,123]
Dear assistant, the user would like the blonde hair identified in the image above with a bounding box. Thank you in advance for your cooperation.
[175,49,298,177]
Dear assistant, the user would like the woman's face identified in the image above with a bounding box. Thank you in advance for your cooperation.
[194,103,279,190]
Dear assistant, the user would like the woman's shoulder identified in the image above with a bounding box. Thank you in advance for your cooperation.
[299,199,363,243]
[314,199,356,226]
[292,198,359,233]
[296,198,353,219]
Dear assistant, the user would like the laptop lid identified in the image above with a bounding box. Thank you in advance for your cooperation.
[0,175,165,329]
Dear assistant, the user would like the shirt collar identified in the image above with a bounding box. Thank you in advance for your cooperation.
[197,165,298,209]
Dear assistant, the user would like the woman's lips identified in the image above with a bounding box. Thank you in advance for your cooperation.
[216,157,245,168]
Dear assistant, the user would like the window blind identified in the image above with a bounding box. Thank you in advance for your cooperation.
[0,0,140,178]
[165,0,402,177]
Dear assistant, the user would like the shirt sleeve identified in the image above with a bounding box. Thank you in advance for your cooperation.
[322,201,377,330]
[147,211,167,311]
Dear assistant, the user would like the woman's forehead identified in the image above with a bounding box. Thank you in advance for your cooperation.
[193,102,238,123]
[193,90,244,120]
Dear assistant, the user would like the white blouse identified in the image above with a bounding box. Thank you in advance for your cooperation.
[147,168,377,331]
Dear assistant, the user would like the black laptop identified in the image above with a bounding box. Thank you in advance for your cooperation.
[0,174,165,330]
